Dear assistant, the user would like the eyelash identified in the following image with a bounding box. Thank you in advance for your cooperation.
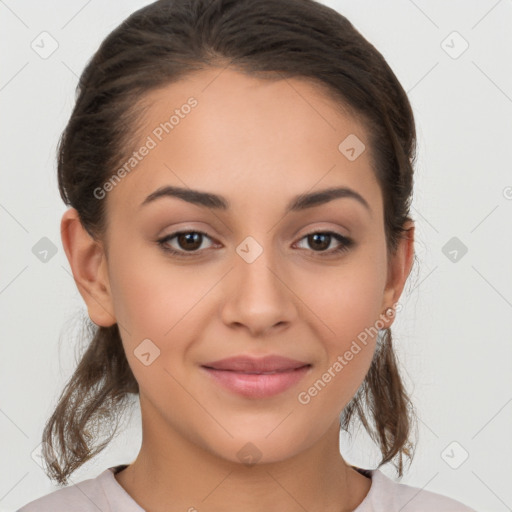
[156,229,354,258]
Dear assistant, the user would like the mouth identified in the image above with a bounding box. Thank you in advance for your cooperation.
[200,355,312,399]
[205,368,308,374]
[202,354,310,372]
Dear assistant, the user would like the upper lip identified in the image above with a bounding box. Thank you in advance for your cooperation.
[202,355,310,373]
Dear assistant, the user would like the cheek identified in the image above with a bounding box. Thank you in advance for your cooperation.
[302,253,387,346]
[288,252,387,412]
[108,241,212,334]
[106,248,219,385]
[296,279,382,418]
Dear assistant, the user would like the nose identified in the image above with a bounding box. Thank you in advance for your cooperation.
[220,241,298,337]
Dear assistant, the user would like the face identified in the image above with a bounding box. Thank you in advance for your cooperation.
[66,67,413,465]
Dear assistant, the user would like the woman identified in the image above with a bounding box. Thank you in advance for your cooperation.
[18,0,476,510]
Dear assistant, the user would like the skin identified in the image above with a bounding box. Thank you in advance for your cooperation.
[61,67,415,512]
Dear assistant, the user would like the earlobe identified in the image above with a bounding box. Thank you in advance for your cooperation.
[60,207,116,327]
[380,220,415,329]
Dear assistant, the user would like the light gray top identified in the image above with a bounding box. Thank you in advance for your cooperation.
[17,464,477,511]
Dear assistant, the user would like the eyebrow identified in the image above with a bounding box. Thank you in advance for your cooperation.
[140,185,371,215]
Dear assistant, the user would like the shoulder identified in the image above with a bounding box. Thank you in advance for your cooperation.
[355,468,477,512]
[16,467,119,512]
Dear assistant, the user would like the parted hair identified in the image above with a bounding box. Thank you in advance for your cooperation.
[43,0,418,485]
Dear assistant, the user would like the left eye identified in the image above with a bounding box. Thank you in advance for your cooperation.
[157,230,353,257]
[295,231,354,255]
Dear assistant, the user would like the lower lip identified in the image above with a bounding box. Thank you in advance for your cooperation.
[201,365,311,399]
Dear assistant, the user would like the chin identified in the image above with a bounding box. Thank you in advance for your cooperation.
[203,426,316,467]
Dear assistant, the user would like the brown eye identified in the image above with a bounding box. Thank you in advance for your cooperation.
[307,233,331,251]
[296,231,354,255]
[176,232,203,251]
[157,230,215,256]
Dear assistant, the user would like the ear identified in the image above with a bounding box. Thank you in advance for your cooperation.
[60,207,116,327]
[379,220,415,329]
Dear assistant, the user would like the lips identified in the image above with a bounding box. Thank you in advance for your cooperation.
[200,355,312,399]
[201,354,310,373]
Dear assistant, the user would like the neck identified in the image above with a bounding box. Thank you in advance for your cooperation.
[115,399,371,512]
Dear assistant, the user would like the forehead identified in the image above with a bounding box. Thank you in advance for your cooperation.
[105,67,382,221]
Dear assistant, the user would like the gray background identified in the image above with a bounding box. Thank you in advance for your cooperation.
[1,0,511,510]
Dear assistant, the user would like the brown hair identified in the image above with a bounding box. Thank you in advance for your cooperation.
[43,0,418,485]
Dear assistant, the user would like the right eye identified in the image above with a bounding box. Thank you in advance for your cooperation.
[157,230,218,257]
